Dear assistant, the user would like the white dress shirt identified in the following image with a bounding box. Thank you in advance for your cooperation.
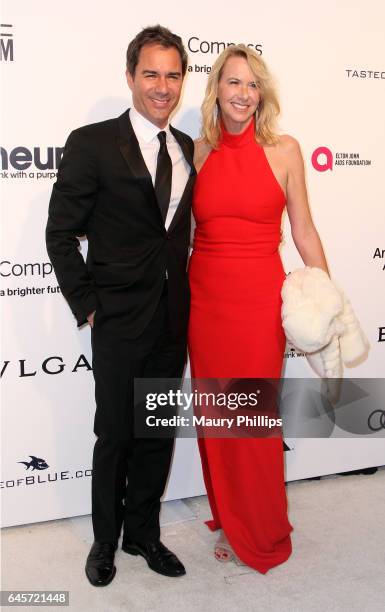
[129,107,190,230]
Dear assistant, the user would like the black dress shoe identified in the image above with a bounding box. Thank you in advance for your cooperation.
[85,542,117,586]
[122,538,186,577]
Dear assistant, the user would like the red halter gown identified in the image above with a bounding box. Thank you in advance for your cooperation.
[188,119,293,573]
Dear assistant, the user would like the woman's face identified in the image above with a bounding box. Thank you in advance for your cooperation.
[217,55,261,133]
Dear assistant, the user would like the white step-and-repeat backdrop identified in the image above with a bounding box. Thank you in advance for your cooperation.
[1,0,384,527]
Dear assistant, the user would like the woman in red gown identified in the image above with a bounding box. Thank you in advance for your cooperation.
[188,45,329,573]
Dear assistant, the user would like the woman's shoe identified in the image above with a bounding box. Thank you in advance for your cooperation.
[214,530,235,562]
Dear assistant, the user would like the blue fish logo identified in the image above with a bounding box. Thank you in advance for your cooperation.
[18,456,49,471]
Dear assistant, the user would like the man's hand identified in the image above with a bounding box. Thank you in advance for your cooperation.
[87,310,96,328]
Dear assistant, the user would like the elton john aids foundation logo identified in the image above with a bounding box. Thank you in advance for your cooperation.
[311,147,333,172]
[311,146,372,171]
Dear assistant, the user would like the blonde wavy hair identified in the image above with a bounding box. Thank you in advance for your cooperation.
[201,45,280,148]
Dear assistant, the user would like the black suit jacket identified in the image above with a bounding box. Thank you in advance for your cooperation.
[46,109,196,339]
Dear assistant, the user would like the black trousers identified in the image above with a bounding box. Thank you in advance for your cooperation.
[90,286,187,544]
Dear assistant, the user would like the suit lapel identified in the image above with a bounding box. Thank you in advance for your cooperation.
[170,125,195,169]
[117,109,162,223]
[117,109,196,232]
[167,126,196,233]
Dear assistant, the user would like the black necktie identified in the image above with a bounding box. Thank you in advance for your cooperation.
[155,131,172,223]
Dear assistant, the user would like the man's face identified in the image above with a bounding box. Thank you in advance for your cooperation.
[126,44,184,128]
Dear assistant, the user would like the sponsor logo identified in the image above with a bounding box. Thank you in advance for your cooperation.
[0,260,60,299]
[18,456,49,471]
[0,23,13,62]
[187,36,262,55]
[346,69,385,79]
[0,146,63,180]
[367,410,385,431]
[0,261,53,279]
[284,345,306,359]
[187,35,262,74]
[0,285,61,298]
[311,146,372,171]
[0,455,92,489]
[373,248,385,271]
[1,354,92,378]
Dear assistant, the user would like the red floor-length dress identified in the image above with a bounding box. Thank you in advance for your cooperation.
[188,119,293,573]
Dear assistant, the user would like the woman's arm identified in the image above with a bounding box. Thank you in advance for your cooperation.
[283,136,329,274]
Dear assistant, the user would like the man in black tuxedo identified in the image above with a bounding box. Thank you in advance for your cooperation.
[46,25,195,586]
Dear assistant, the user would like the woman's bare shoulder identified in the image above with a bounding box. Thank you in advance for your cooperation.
[194,137,212,155]
[275,134,301,155]
[194,138,212,171]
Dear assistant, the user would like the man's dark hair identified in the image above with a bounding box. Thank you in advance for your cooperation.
[126,25,188,77]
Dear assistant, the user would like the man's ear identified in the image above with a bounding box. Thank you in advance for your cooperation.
[126,69,134,91]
